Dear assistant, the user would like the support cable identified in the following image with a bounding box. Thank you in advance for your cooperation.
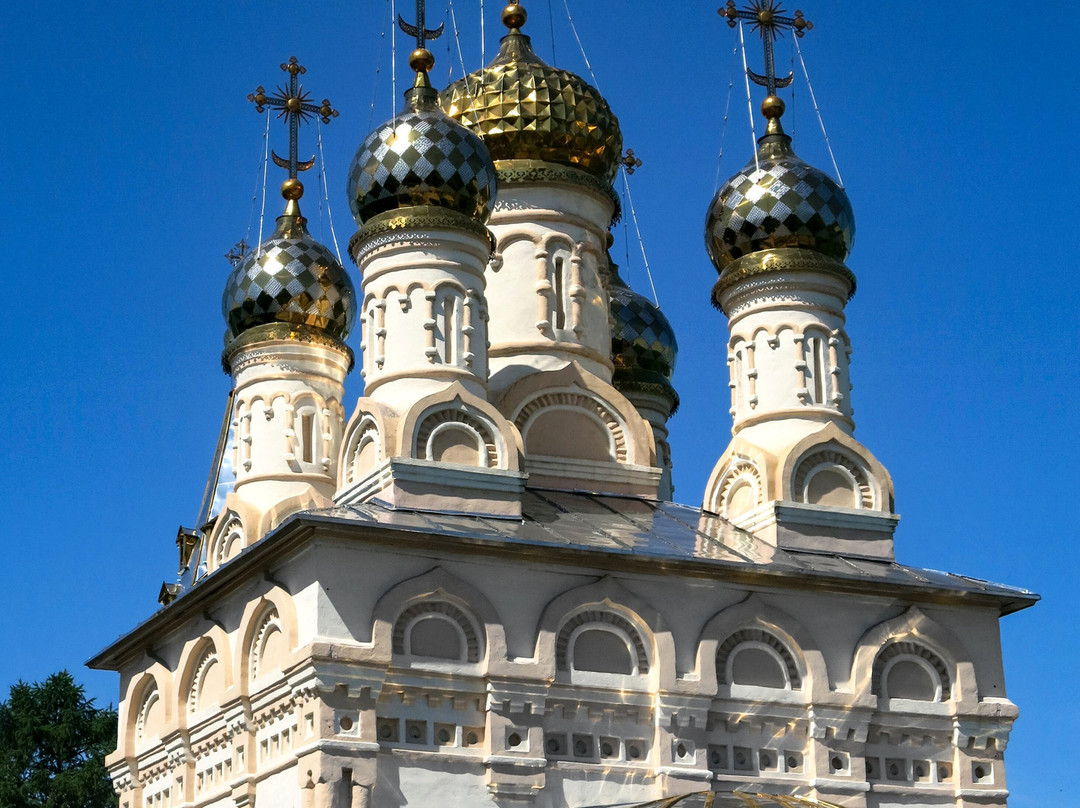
[562,0,600,89]
[255,111,271,256]
[547,0,557,62]
[391,0,398,114]
[447,0,473,92]
[713,41,738,192]
[368,0,390,131]
[621,170,660,307]
[794,36,844,187]
[480,0,486,67]
[316,121,344,264]
[738,20,759,171]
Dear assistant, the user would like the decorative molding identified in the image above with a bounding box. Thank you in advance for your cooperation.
[514,390,627,462]
[716,628,802,689]
[392,600,482,662]
[793,448,874,509]
[872,641,952,701]
[494,160,621,224]
[349,206,494,263]
[556,610,649,673]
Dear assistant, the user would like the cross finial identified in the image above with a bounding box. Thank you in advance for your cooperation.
[225,239,249,267]
[620,149,643,176]
[248,57,339,198]
[720,1,812,120]
[398,0,444,67]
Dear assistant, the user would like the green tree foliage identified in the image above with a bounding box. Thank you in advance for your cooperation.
[0,671,116,808]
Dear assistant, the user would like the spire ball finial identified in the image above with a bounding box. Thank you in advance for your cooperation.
[281,179,304,201]
[502,1,526,30]
[409,47,435,73]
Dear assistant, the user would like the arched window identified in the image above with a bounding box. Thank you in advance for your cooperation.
[793,448,874,509]
[872,641,951,702]
[392,601,481,663]
[556,610,649,676]
[717,629,802,690]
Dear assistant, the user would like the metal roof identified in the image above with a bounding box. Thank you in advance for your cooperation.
[308,489,1036,611]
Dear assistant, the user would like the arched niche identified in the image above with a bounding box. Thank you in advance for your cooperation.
[370,567,507,672]
[339,400,394,487]
[694,593,828,698]
[534,576,671,687]
[780,423,895,513]
[236,588,298,697]
[850,607,976,707]
[175,627,233,727]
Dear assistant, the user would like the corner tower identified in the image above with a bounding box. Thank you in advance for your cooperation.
[702,8,897,557]
[440,2,660,496]
[214,59,356,563]
[339,33,526,516]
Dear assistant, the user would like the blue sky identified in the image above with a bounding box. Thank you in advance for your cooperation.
[3,2,1076,805]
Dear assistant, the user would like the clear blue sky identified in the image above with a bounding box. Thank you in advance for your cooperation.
[3,2,1076,805]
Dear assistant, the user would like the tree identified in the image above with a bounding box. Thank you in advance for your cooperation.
[0,671,116,808]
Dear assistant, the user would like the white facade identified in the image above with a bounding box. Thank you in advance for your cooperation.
[90,8,1034,808]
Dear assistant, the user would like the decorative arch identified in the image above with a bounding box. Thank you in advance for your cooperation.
[781,423,895,512]
[535,576,670,685]
[792,447,874,509]
[872,641,951,701]
[207,512,246,571]
[717,628,801,689]
[341,411,384,485]
[398,383,519,472]
[392,600,482,662]
[556,609,649,674]
[712,458,763,518]
[695,594,828,697]
[236,588,298,695]
[371,567,506,670]
[515,389,625,462]
[128,673,167,751]
[414,407,499,468]
[496,363,653,468]
[851,607,975,705]
[186,643,227,715]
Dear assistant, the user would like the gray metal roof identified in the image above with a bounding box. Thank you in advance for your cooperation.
[310,489,1036,612]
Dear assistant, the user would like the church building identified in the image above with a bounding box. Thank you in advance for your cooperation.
[89,3,1036,807]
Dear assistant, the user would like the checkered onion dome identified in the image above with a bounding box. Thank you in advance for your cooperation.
[347,86,497,225]
[609,265,678,383]
[441,31,622,183]
[705,135,855,271]
[223,213,356,343]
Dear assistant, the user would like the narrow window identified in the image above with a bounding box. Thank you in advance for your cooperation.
[300,412,315,463]
[734,348,744,409]
[442,296,455,363]
[553,256,566,329]
[810,337,826,404]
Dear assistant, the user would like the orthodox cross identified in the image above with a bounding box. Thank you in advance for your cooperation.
[398,0,444,51]
[225,239,249,267]
[719,0,812,96]
[248,57,339,180]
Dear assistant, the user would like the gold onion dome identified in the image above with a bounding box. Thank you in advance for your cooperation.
[440,2,623,183]
[223,181,357,345]
[347,58,498,226]
[705,96,854,273]
[609,254,679,410]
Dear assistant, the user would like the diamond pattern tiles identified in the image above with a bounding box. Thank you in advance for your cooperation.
[223,217,356,342]
[347,98,497,226]
[610,279,678,381]
[440,33,622,183]
[705,136,855,271]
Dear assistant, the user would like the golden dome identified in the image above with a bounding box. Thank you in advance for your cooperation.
[440,5,622,183]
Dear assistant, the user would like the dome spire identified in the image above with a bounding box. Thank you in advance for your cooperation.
[248,56,339,216]
[719,0,812,135]
[399,0,443,92]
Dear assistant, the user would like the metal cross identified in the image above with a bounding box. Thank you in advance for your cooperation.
[225,239,249,267]
[398,0,444,52]
[248,57,339,180]
[620,149,643,176]
[719,0,812,96]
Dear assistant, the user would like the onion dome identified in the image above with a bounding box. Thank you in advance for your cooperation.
[347,52,497,226]
[705,95,854,272]
[223,180,356,347]
[440,2,623,183]
[608,253,678,411]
